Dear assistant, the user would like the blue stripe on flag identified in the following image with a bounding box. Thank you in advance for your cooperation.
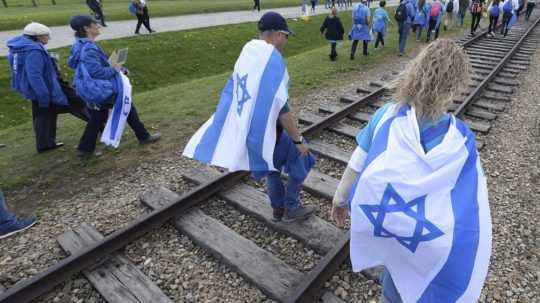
[419,119,480,302]
[247,49,286,171]
[193,76,235,163]
[109,74,124,140]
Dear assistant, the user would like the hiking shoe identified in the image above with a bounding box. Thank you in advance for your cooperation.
[0,216,37,240]
[77,150,103,160]
[283,205,316,223]
[37,142,64,153]
[140,133,161,145]
[272,208,285,222]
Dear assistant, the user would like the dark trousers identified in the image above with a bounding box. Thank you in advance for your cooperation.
[501,11,512,36]
[311,0,316,11]
[136,6,152,33]
[526,2,536,20]
[471,12,482,33]
[78,103,149,153]
[488,14,499,32]
[426,18,440,41]
[86,0,106,26]
[329,42,337,60]
[253,0,260,11]
[31,100,89,152]
[374,32,384,48]
[351,40,368,57]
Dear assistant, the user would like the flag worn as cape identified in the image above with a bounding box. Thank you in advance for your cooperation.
[183,39,289,172]
[348,104,492,303]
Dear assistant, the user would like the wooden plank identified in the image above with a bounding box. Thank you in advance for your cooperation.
[321,292,347,303]
[309,139,351,164]
[339,95,359,103]
[140,187,302,301]
[302,170,339,200]
[467,107,498,120]
[57,224,173,303]
[474,99,506,111]
[319,104,371,123]
[487,84,513,94]
[464,119,491,133]
[483,91,511,102]
[183,168,344,254]
[299,111,359,139]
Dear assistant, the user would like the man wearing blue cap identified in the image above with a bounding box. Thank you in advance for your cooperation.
[184,12,316,223]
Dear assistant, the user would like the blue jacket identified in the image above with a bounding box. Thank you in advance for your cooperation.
[372,7,390,33]
[68,38,119,96]
[350,3,372,41]
[7,35,67,108]
[413,1,429,26]
[404,0,416,24]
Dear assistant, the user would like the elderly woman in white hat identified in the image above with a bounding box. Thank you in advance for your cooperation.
[6,22,89,153]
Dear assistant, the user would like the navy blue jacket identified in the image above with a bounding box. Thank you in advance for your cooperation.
[7,35,68,108]
[68,38,119,95]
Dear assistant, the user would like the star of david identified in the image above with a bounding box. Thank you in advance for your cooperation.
[359,184,444,253]
[236,73,251,115]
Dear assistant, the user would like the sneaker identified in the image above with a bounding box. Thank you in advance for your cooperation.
[76,150,103,160]
[37,142,64,153]
[140,133,161,145]
[272,208,285,222]
[282,205,316,223]
[0,217,37,240]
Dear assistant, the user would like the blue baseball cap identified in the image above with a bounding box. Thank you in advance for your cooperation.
[257,12,294,35]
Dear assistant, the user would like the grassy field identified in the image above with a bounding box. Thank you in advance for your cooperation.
[0,9,468,192]
[0,0,301,31]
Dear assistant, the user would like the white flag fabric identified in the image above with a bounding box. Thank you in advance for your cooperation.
[183,39,289,172]
[348,104,492,303]
[101,73,132,148]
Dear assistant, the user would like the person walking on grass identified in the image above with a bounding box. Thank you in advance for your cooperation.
[487,0,502,36]
[184,12,317,223]
[254,0,261,11]
[372,0,390,49]
[331,39,492,303]
[311,0,318,12]
[68,16,160,159]
[349,0,372,59]
[413,0,429,41]
[395,0,416,56]
[443,0,457,30]
[86,0,107,27]
[426,0,444,41]
[525,0,535,20]
[132,0,155,34]
[458,0,470,25]
[0,190,37,240]
[321,7,345,60]
[7,22,90,153]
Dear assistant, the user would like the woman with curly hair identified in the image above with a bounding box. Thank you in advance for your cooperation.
[331,39,492,302]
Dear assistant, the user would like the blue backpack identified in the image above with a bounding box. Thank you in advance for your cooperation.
[74,45,115,106]
[128,2,138,16]
[503,0,513,12]
[490,3,500,15]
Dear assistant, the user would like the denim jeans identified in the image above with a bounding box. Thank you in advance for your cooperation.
[380,268,403,303]
[0,191,17,232]
[398,22,411,54]
[267,172,303,209]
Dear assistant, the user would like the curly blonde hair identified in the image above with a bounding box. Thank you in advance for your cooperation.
[395,39,470,121]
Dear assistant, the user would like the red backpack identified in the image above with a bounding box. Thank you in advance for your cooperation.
[430,1,442,17]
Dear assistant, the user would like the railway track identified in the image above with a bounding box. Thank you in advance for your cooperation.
[1,14,540,303]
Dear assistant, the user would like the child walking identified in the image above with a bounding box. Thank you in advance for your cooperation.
[321,8,345,61]
[372,1,390,49]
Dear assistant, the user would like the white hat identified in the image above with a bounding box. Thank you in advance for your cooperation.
[23,22,51,36]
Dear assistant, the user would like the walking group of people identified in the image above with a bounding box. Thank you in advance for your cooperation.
[185,11,493,303]
[319,0,534,60]
[87,0,156,34]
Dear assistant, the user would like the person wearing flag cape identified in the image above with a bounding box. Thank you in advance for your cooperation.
[183,12,317,223]
[67,15,160,159]
[331,39,492,302]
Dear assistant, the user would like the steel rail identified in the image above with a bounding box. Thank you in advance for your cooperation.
[0,77,387,303]
[286,17,540,303]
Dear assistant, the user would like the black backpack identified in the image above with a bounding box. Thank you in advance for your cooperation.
[395,2,408,22]
[446,0,454,12]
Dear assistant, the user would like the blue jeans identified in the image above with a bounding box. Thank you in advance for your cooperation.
[380,268,403,303]
[267,172,303,209]
[398,22,411,54]
[0,191,17,232]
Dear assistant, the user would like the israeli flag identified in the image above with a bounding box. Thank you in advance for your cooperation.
[101,73,132,148]
[348,104,492,302]
[183,39,289,172]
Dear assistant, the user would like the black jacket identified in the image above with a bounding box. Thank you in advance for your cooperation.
[320,16,345,41]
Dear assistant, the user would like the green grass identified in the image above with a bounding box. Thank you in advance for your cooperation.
[0,0,301,31]
[0,9,468,191]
